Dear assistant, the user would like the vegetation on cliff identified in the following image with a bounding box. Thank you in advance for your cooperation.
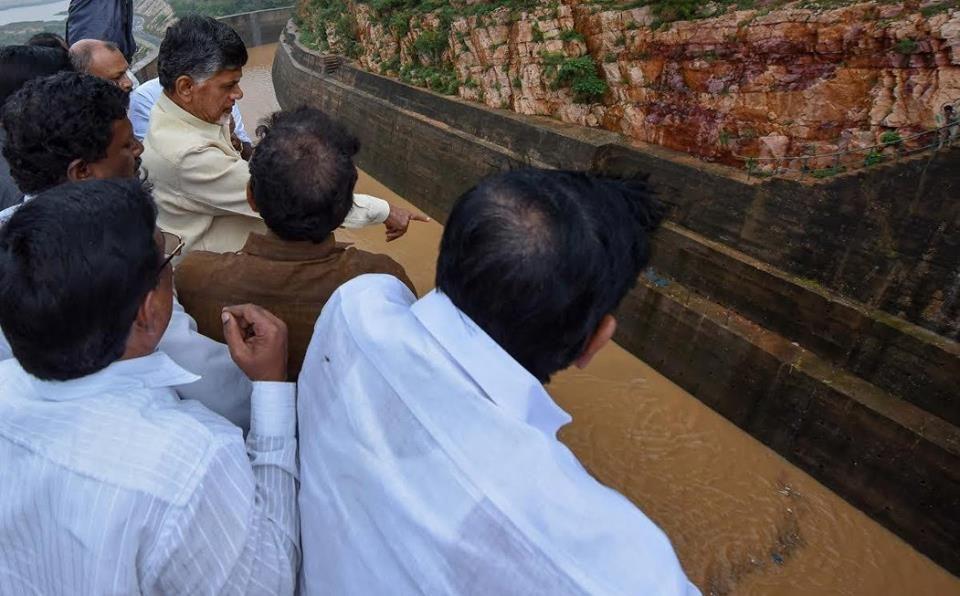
[296,0,960,169]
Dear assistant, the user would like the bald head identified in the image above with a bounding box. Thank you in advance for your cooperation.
[70,39,132,92]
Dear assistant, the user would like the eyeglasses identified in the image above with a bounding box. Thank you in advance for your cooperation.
[160,230,184,270]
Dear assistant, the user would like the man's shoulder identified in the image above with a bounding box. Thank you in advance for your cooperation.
[176,250,243,280]
[342,247,414,285]
[310,275,417,357]
[327,274,416,317]
[0,372,242,506]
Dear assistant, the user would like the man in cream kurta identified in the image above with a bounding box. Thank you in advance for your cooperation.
[143,92,391,254]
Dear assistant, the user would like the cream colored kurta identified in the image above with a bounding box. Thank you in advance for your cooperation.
[141,93,390,254]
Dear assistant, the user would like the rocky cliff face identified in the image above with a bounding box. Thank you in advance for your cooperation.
[297,0,960,167]
[135,0,176,38]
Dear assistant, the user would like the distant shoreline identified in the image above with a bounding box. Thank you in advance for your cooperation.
[0,0,62,12]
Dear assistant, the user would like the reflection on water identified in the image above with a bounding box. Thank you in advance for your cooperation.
[0,1,69,26]
[239,42,960,595]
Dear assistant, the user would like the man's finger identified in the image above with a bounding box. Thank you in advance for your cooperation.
[221,311,249,356]
[410,213,431,222]
[224,303,287,337]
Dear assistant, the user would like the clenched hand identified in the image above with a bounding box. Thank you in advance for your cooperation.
[221,304,289,382]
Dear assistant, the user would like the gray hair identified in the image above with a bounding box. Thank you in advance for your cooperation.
[69,40,122,74]
[157,14,247,91]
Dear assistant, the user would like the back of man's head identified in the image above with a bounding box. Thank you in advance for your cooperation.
[157,14,247,91]
[249,107,359,242]
[1,71,129,195]
[437,169,663,383]
[0,179,160,381]
[0,44,72,112]
[27,32,69,51]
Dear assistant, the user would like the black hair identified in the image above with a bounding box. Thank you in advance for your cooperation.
[27,32,69,51]
[0,44,72,112]
[0,179,161,381]
[1,72,129,195]
[436,169,664,383]
[157,14,247,91]
[249,107,359,242]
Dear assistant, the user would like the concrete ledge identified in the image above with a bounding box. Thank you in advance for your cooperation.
[132,6,293,84]
[651,223,960,427]
[218,6,293,49]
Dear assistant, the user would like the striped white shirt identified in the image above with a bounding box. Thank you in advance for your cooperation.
[0,351,299,595]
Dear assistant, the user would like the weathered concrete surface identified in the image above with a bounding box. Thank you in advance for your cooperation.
[133,5,293,82]
[274,25,960,574]
[219,5,293,49]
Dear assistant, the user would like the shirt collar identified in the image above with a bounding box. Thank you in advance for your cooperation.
[411,290,572,437]
[241,231,340,261]
[156,91,230,140]
[22,351,199,402]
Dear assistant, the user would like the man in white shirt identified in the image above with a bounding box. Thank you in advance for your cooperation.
[143,15,426,254]
[0,178,299,593]
[0,71,252,428]
[297,169,700,594]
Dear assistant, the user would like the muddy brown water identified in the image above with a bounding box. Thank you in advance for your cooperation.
[239,43,959,595]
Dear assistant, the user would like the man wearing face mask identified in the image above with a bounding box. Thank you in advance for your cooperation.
[142,15,427,255]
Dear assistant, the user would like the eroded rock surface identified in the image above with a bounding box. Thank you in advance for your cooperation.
[298,0,960,165]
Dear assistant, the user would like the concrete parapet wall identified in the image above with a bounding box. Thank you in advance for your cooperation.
[273,25,960,574]
[217,6,292,49]
[132,5,293,82]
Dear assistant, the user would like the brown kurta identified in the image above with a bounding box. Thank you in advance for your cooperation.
[174,232,415,380]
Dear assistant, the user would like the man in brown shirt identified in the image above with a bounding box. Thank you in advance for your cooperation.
[175,107,415,379]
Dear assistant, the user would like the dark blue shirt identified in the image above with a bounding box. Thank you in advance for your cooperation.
[66,0,137,62]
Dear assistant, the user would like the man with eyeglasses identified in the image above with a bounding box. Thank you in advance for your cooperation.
[0,178,299,593]
[0,71,253,429]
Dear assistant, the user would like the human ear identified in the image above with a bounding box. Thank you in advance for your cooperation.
[174,75,194,101]
[574,314,617,369]
[246,180,259,212]
[66,158,92,182]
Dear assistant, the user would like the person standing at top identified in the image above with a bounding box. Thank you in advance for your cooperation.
[141,15,427,255]
[66,0,136,63]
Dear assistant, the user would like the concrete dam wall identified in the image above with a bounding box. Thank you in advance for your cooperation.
[272,21,960,574]
[133,5,294,81]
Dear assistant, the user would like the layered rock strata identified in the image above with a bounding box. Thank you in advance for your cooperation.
[299,0,960,167]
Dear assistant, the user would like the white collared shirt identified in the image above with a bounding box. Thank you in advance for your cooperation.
[0,193,253,428]
[297,275,700,595]
[0,290,252,430]
[0,351,299,594]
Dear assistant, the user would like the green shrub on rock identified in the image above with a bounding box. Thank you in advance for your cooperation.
[557,56,608,103]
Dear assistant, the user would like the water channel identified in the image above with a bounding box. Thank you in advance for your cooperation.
[239,42,959,595]
[0,1,68,26]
